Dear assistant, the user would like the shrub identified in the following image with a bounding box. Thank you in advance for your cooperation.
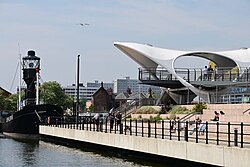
[169,113,176,119]
[192,103,207,113]
[168,105,189,114]
[135,106,159,114]
[149,114,162,121]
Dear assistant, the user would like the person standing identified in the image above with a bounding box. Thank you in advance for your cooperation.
[93,113,100,131]
[208,65,213,81]
[99,114,104,132]
[109,112,115,131]
[214,66,218,80]
[115,111,122,131]
[203,66,208,80]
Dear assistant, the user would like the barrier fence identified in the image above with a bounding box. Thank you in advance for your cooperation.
[41,116,250,148]
[138,67,250,82]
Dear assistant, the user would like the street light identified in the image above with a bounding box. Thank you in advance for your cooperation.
[76,55,80,122]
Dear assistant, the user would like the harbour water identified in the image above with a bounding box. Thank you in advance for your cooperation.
[0,135,158,167]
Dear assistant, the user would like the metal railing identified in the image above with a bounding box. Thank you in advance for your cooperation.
[139,67,250,83]
[138,67,178,81]
[41,116,250,148]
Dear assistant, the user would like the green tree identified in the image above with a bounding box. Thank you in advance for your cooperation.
[39,81,73,110]
[80,98,87,110]
[89,104,94,112]
[0,90,7,110]
[0,91,18,111]
[5,94,18,111]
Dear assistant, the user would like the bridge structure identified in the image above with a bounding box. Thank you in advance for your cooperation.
[138,66,250,104]
[114,42,250,104]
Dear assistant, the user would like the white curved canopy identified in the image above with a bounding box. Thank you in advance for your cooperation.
[114,42,250,103]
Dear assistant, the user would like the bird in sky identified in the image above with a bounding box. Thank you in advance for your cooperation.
[79,23,90,26]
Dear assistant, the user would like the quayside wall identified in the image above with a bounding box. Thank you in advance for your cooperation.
[40,126,250,167]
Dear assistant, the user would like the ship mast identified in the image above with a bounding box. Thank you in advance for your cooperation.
[36,67,39,105]
[18,43,22,110]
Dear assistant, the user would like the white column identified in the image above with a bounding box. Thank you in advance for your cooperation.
[36,68,39,105]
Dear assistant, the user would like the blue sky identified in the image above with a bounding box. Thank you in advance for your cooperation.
[1,0,250,92]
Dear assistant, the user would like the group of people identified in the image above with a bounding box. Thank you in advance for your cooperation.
[189,118,207,135]
[170,117,186,133]
[203,65,218,81]
[92,111,122,132]
[108,111,122,131]
[92,113,104,131]
[211,110,224,121]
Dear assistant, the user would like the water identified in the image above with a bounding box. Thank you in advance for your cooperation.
[0,136,150,167]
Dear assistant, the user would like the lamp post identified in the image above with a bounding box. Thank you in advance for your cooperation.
[76,55,80,122]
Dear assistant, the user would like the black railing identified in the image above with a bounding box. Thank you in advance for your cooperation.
[138,67,178,81]
[139,67,250,83]
[41,116,250,148]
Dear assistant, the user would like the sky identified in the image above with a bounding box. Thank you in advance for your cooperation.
[1,0,250,93]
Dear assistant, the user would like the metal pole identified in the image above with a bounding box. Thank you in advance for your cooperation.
[155,120,157,138]
[185,121,188,142]
[136,119,137,136]
[234,128,238,146]
[36,67,40,105]
[162,120,164,139]
[205,121,208,144]
[217,122,219,145]
[76,55,80,121]
[228,122,231,147]
[241,122,244,148]
[195,121,198,143]
[18,44,22,110]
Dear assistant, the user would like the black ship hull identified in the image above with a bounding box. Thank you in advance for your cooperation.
[2,104,63,139]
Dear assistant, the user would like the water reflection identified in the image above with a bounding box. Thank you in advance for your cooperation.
[0,137,148,167]
[18,140,39,166]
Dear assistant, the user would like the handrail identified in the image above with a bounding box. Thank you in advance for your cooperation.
[179,112,200,122]
[113,99,138,116]
[243,108,250,114]
[138,66,250,83]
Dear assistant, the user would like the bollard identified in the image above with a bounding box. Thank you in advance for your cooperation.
[184,126,188,142]
[148,120,151,138]
[234,128,238,146]
[184,121,188,142]
[120,123,123,134]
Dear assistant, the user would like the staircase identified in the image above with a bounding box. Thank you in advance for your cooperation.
[201,104,250,123]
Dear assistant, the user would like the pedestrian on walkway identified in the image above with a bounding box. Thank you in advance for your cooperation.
[203,66,208,80]
[208,65,213,81]
[115,111,122,131]
[109,112,115,130]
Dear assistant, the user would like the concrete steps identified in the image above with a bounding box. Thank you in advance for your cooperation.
[201,104,250,123]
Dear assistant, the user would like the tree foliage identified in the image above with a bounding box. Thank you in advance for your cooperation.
[5,94,18,111]
[0,90,18,111]
[0,90,6,110]
[39,81,73,110]
[89,104,94,112]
